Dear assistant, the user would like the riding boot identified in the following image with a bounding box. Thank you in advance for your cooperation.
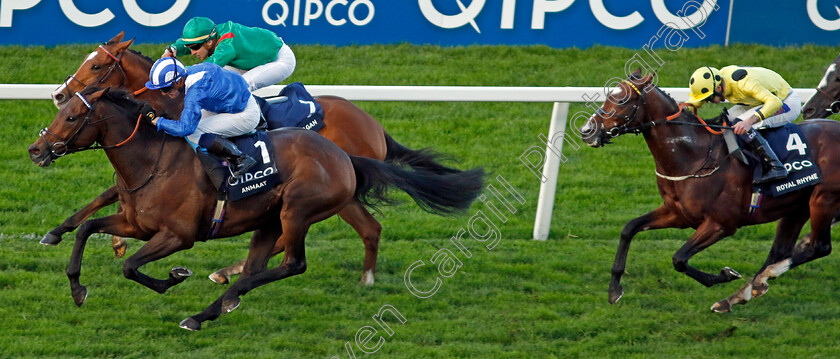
[205,137,257,179]
[745,130,787,184]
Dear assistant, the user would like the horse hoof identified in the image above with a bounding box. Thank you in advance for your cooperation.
[208,271,229,284]
[751,283,769,298]
[608,288,624,304]
[72,286,88,307]
[710,300,731,313]
[170,267,193,281]
[359,270,375,286]
[179,317,201,331]
[112,237,127,258]
[222,298,241,314]
[40,233,62,246]
[721,267,742,281]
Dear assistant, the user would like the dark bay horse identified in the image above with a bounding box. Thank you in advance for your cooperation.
[47,32,461,285]
[27,87,483,330]
[802,52,840,119]
[579,72,840,312]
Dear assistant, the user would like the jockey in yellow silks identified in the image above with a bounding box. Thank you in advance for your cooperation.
[686,66,801,184]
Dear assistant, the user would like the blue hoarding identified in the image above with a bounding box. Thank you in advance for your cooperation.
[0,0,836,48]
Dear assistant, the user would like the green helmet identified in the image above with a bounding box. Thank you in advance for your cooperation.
[180,17,216,44]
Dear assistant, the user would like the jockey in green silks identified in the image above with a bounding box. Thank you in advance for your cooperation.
[163,17,296,92]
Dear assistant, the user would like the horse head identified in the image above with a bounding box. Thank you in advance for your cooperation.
[802,53,840,119]
[52,32,135,108]
[580,72,656,147]
[30,87,152,167]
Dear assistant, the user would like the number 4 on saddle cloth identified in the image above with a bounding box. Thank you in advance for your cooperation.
[736,123,822,197]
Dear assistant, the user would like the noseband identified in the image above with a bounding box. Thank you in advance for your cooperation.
[601,80,649,137]
[38,92,144,158]
[58,45,128,99]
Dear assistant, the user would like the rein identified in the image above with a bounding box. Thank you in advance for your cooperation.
[114,134,166,193]
[599,81,727,181]
[38,92,149,158]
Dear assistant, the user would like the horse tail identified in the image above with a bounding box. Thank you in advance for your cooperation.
[383,132,462,175]
[349,155,484,215]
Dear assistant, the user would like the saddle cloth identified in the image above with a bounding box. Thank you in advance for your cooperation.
[739,124,821,197]
[224,132,281,201]
[255,82,325,132]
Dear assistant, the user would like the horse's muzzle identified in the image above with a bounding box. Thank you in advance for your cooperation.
[579,120,610,148]
[28,141,55,167]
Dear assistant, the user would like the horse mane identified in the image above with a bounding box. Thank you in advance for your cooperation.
[80,86,148,115]
[126,49,154,64]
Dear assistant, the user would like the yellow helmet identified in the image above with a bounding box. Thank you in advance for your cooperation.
[687,67,722,104]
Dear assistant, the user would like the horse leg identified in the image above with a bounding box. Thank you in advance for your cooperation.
[67,214,143,307]
[41,186,119,246]
[751,212,810,298]
[180,220,310,331]
[208,233,287,284]
[338,202,382,286]
[208,202,381,286]
[609,206,682,304]
[672,220,740,287]
[122,230,194,294]
[711,213,809,312]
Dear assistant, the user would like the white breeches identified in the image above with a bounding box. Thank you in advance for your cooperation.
[186,95,260,143]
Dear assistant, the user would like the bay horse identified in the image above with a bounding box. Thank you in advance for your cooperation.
[47,32,461,285]
[802,52,840,119]
[27,87,483,330]
[579,72,840,312]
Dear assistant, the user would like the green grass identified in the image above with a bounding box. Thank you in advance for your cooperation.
[2,42,840,358]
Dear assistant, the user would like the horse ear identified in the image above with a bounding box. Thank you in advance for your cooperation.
[641,72,656,85]
[114,37,135,54]
[89,88,110,102]
[108,31,125,45]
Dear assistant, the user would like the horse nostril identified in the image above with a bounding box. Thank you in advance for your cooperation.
[27,145,41,157]
[54,93,64,101]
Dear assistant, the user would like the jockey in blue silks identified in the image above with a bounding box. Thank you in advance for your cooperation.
[146,57,258,178]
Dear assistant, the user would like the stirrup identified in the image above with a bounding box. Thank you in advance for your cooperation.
[754,167,787,184]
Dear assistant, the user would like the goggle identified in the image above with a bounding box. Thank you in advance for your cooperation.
[186,42,205,51]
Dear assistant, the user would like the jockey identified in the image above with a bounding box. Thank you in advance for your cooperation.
[686,66,800,184]
[162,17,296,92]
[145,57,258,178]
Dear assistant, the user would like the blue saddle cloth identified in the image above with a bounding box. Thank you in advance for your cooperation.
[255,82,325,131]
[224,132,281,201]
[741,124,821,196]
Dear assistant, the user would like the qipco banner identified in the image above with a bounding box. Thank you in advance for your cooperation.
[0,0,837,47]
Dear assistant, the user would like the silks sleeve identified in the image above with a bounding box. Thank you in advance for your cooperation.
[745,81,783,121]
[205,34,236,68]
[157,90,203,137]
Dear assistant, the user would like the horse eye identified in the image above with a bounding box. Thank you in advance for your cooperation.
[67,116,77,122]
[92,64,101,71]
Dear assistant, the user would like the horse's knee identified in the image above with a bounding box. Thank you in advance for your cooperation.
[291,260,307,275]
[672,254,688,273]
[122,261,138,279]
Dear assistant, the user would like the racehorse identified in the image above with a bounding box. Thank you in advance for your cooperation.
[47,32,463,285]
[802,52,840,119]
[27,86,483,330]
[579,72,840,312]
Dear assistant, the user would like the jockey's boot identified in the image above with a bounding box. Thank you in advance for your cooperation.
[206,137,257,179]
[746,130,787,184]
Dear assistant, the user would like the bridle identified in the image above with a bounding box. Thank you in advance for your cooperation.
[595,80,726,181]
[60,45,129,98]
[598,80,651,137]
[38,91,145,158]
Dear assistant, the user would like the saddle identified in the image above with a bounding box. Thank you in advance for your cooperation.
[254,82,325,131]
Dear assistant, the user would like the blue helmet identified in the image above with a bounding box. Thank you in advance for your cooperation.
[146,58,186,90]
